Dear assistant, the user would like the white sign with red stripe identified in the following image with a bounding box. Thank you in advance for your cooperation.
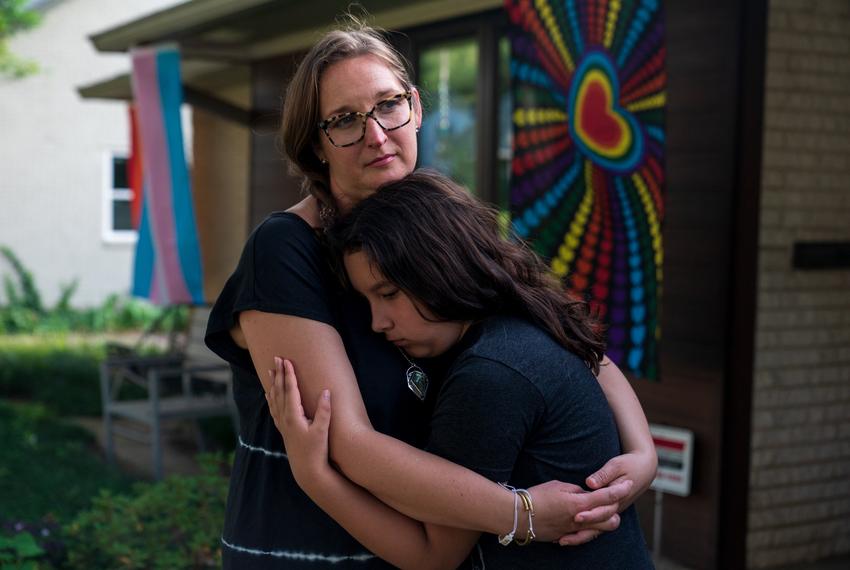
[649,424,694,497]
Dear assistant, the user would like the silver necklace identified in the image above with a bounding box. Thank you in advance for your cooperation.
[398,348,429,401]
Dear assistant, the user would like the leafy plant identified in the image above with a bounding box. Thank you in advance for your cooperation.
[0,518,65,569]
[0,531,44,569]
[0,0,41,78]
[0,245,188,334]
[64,455,229,569]
[0,245,43,322]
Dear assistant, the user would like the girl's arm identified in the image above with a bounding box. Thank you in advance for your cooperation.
[585,356,657,509]
[239,311,627,539]
[267,369,480,570]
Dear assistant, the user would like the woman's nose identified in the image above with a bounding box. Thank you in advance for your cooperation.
[364,116,388,147]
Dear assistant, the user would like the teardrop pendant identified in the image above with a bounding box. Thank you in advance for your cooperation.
[406,364,429,401]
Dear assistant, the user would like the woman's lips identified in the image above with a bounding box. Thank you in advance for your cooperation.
[367,154,396,167]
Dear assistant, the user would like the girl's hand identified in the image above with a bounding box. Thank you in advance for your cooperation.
[583,449,658,512]
[266,357,333,489]
[527,479,633,545]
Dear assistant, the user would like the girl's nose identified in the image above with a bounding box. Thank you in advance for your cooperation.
[371,309,391,333]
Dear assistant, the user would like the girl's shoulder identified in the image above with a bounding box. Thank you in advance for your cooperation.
[458,316,589,380]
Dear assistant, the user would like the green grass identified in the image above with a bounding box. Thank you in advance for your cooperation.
[0,400,135,523]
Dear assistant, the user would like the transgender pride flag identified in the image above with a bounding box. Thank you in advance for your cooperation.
[129,47,204,305]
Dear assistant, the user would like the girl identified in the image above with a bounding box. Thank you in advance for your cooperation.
[267,170,654,569]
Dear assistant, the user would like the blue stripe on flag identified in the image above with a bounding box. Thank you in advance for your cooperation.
[156,50,205,304]
[132,190,155,299]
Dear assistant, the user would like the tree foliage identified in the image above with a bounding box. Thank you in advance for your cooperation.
[0,0,41,78]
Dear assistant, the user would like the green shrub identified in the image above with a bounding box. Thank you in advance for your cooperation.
[64,455,228,569]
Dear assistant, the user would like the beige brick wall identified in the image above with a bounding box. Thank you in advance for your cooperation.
[748,0,850,567]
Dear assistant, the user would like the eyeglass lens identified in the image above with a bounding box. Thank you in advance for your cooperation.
[325,95,411,147]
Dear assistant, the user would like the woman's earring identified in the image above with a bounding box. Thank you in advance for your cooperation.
[415,127,420,134]
[320,158,328,165]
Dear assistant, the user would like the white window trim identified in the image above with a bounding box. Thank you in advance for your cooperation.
[102,151,138,244]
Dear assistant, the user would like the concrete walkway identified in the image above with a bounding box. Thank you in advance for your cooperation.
[74,416,206,479]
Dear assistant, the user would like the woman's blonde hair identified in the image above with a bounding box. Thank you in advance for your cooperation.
[280,20,414,222]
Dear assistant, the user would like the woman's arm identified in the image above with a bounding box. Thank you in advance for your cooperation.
[586,356,657,507]
[267,368,479,570]
[240,310,626,539]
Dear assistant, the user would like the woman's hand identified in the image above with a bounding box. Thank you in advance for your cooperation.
[266,357,333,490]
[527,478,632,545]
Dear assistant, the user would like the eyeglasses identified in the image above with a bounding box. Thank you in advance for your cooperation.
[318,92,413,148]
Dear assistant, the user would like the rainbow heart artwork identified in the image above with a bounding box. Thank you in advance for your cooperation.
[506,0,667,380]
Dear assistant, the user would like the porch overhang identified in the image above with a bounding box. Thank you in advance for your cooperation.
[88,0,502,61]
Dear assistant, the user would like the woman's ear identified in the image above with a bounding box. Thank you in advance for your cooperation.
[412,87,423,130]
[313,143,328,165]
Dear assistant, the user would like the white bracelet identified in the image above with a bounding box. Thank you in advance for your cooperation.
[515,489,536,546]
[497,483,519,546]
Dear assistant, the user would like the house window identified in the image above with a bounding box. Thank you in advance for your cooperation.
[102,152,136,243]
[418,38,479,192]
[406,10,512,207]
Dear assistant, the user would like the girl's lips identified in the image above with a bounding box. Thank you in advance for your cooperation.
[367,154,396,167]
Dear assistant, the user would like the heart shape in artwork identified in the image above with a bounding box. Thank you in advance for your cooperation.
[577,72,630,156]
[568,52,644,174]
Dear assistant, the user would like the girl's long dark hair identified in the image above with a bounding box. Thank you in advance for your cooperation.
[330,169,605,373]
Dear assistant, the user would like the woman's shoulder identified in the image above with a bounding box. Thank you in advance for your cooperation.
[243,210,326,267]
[251,210,315,242]
[285,195,322,228]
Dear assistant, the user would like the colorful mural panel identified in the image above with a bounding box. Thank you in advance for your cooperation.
[506,0,666,379]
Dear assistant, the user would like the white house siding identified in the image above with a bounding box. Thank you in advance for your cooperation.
[0,0,180,306]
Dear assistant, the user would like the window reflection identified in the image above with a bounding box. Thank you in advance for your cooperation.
[418,39,478,192]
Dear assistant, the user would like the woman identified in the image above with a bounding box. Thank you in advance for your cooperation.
[205,22,656,569]
[267,169,655,569]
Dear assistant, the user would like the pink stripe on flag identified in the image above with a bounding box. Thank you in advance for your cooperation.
[150,267,162,305]
[132,49,191,304]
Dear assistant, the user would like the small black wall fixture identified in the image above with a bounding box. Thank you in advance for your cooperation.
[792,241,850,270]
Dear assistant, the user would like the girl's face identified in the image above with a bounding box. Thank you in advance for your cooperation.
[344,251,468,359]
[318,55,422,214]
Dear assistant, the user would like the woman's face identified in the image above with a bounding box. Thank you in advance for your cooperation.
[318,55,421,214]
[345,251,468,359]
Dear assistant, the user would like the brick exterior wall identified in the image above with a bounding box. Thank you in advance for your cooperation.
[748,0,850,567]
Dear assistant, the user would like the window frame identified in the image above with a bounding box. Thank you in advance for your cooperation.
[101,150,137,244]
[397,9,508,207]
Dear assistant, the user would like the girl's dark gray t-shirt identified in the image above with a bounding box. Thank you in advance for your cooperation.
[426,316,654,570]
